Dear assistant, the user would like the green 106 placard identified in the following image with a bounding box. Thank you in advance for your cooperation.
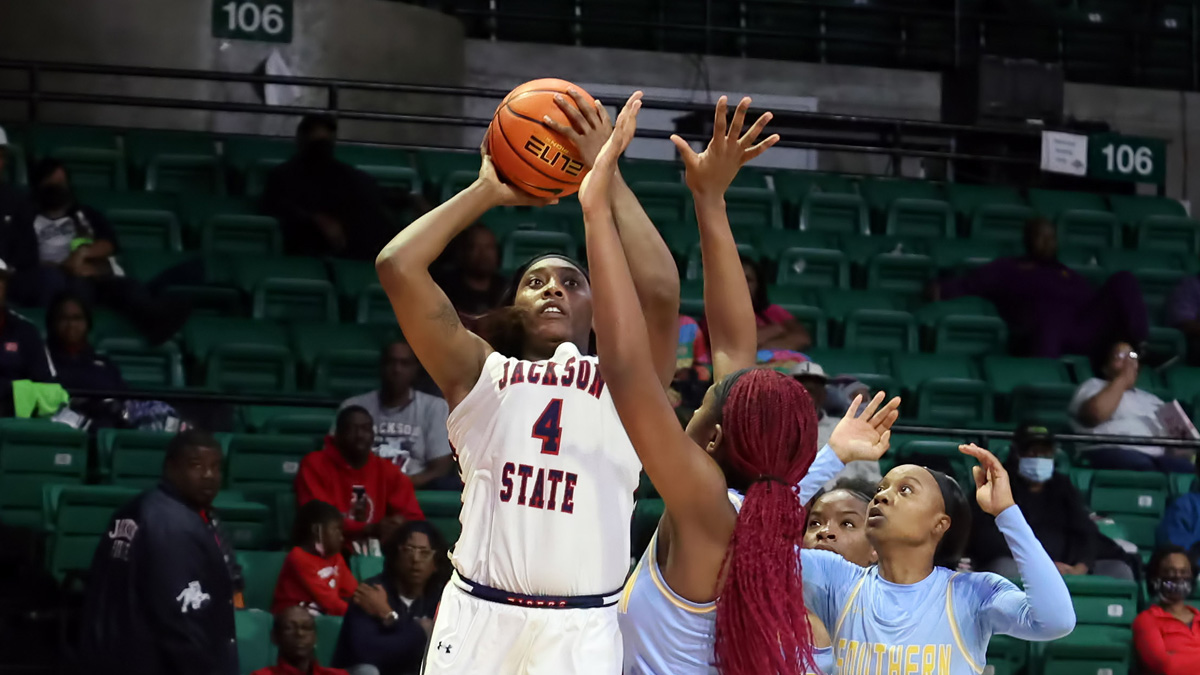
[212,0,293,43]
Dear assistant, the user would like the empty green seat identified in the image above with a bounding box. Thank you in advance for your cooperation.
[1137,216,1200,255]
[124,130,219,186]
[983,356,1075,424]
[928,239,1015,272]
[817,289,904,321]
[684,240,759,281]
[185,317,294,393]
[417,150,482,193]
[234,256,329,291]
[863,179,942,212]
[620,159,681,185]
[945,183,1024,220]
[501,230,577,273]
[1108,194,1187,226]
[99,429,174,488]
[98,340,185,389]
[843,310,918,353]
[0,419,88,529]
[773,172,857,205]
[756,231,839,260]
[969,205,1038,243]
[1039,625,1132,675]
[1167,367,1200,402]
[1028,189,1109,219]
[199,214,281,254]
[328,259,377,301]
[679,281,704,317]
[884,199,954,238]
[1065,575,1138,626]
[865,253,934,296]
[225,136,291,196]
[236,610,274,675]
[291,322,380,396]
[629,182,692,225]
[31,126,126,190]
[46,485,138,582]
[724,187,782,229]
[1089,470,1168,517]
[914,297,1000,325]
[252,279,339,323]
[226,434,317,495]
[80,190,184,252]
[240,406,337,436]
[799,193,869,235]
[146,154,226,196]
[213,494,273,550]
[1057,210,1121,249]
[776,248,850,289]
[237,550,288,611]
[893,353,991,423]
[930,314,1008,356]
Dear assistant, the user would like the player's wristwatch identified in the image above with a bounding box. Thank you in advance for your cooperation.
[383,610,399,627]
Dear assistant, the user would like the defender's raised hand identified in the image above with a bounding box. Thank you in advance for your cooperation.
[579,91,643,211]
[670,96,780,198]
[960,443,1016,517]
[827,392,902,464]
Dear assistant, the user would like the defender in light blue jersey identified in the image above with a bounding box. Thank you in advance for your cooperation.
[803,445,1076,675]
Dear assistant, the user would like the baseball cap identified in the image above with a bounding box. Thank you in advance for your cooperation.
[789,360,827,381]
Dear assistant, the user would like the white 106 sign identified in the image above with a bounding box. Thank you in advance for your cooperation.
[1099,143,1154,177]
[212,0,293,43]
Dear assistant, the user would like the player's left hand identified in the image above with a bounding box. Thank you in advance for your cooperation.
[960,443,1016,517]
[543,88,613,168]
[827,391,900,464]
[579,91,642,211]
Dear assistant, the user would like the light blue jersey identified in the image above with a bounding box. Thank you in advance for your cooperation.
[618,446,845,675]
[803,507,1076,675]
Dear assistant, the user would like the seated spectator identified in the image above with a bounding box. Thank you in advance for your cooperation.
[262,114,392,261]
[45,291,128,427]
[1068,340,1195,472]
[0,127,36,269]
[0,266,57,417]
[80,430,243,675]
[1167,274,1200,365]
[8,159,189,344]
[933,218,1147,358]
[741,255,811,353]
[333,522,448,675]
[337,341,456,490]
[1132,545,1200,675]
[669,315,710,410]
[967,424,1135,580]
[1156,463,1200,556]
[252,606,350,675]
[272,500,358,616]
[297,406,425,556]
[792,361,881,487]
[803,477,878,567]
[436,223,505,315]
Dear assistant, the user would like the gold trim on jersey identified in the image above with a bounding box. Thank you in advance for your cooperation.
[645,530,717,615]
[619,556,644,614]
[946,572,984,674]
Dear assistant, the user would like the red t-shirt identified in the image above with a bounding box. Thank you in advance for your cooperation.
[271,546,358,616]
[1133,604,1200,675]
[251,660,348,675]
[295,437,425,539]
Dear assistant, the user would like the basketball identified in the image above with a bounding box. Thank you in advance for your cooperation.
[486,78,595,198]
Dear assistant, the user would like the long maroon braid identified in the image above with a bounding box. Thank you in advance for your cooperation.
[712,368,820,675]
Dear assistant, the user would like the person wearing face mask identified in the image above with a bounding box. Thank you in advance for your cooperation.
[1132,545,1200,675]
[272,500,358,615]
[262,114,392,261]
[967,424,1135,581]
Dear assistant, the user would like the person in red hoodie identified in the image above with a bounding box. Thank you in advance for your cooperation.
[251,606,349,675]
[1133,545,1200,675]
[272,500,358,615]
[297,406,425,554]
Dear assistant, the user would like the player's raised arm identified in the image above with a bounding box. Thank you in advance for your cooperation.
[671,96,778,381]
[375,154,553,409]
[582,93,732,529]
[544,90,680,388]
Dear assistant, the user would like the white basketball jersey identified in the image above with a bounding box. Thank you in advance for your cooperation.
[447,341,641,597]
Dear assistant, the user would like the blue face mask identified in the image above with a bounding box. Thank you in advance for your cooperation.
[1018,457,1055,483]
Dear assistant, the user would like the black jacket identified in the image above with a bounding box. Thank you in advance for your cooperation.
[78,484,239,675]
[0,183,36,271]
[967,469,1099,569]
[332,573,441,675]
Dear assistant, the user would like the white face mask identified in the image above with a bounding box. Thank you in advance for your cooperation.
[1018,457,1055,483]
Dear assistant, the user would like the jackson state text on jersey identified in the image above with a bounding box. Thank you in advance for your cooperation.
[446,342,641,596]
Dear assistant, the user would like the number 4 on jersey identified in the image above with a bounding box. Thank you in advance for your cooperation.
[531,398,564,455]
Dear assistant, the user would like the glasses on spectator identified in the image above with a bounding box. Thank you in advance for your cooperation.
[402,545,435,561]
[1118,350,1139,361]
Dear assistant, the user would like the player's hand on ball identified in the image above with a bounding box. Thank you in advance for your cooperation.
[543,88,614,169]
[579,91,643,211]
[828,392,901,464]
[476,144,559,208]
[671,96,780,199]
[960,443,1016,517]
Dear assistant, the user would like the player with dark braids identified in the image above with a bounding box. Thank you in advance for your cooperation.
[579,94,901,675]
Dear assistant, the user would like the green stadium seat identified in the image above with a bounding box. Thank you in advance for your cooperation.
[438,169,482,204]
[124,130,218,172]
[1138,269,1188,321]
[185,317,294,393]
[684,241,759,281]
[724,187,783,229]
[983,356,1075,424]
[756,231,839,260]
[1144,326,1186,367]
[252,279,339,323]
[1089,470,1168,517]
[118,250,199,286]
[865,253,935,296]
[0,419,88,529]
[417,150,483,193]
[1039,625,1132,675]
[213,494,273,550]
[1057,210,1122,249]
[1028,189,1109,220]
[679,281,704,317]
[290,322,381,397]
[766,284,816,315]
[884,199,955,239]
[100,429,174,489]
[969,205,1038,243]
[145,154,227,196]
[1137,216,1200,256]
[328,259,377,302]
[237,550,288,611]
[773,172,858,204]
[944,183,1024,220]
[1171,473,1196,498]
[894,440,974,486]
[1166,367,1200,404]
[356,286,394,325]
[240,406,336,436]
[620,159,681,185]
[353,555,385,581]
[986,635,1028,675]
[45,485,139,582]
[630,182,693,225]
[236,610,274,675]
[98,340,186,389]
[338,144,415,170]
[893,353,992,423]
[928,239,1016,272]
[416,490,462,518]
[799,193,869,235]
[776,248,850,289]
[501,230,577,273]
[730,168,771,190]
[31,126,127,191]
[791,305,829,348]
[79,190,184,252]
[914,297,998,323]
[816,289,905,321]
[234,256,329,291]
[862,179,943,216]
[929,315,1008,356]
[1098,249,1188,273]
[1064,575,1138,626]
[804,348,893,392]
[198,214,281,255]
[226,434,317,497]
[1108,513,1160,557]
[1108,194,1187,225]
[225,136,291,196]
[841,235,920,266]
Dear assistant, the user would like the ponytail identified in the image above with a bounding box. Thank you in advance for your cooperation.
[713,369,820,675]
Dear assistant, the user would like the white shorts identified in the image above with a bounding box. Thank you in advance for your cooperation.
[422,576,623,675]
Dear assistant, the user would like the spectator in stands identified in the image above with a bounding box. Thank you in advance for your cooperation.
[0,264,57,417]
[792,361,880,487]
[1167,275,1200,365]
[1156,462,1200,556]
[0,127,36,270]
[297,406,425,556]
[252,606,350,675]
[333,522,448,675]
[437,223,506,315]
[337,341,456,490]
[742,255,811,352]
[79,430,241,675]
[932,218,1148,358]
[272,500,358,616]
[669,315,710,411]
[8,159,189,344]
[45,291,128,427]
[803,477,878,567]
[1132,545,1200,675]
[967,424,1135,580]
[263,114,392,261]
[1068,340,1194,472]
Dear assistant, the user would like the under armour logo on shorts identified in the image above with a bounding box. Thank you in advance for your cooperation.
[436,641,453,654]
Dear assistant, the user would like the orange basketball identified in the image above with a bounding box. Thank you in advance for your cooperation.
[486,78,594,198]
